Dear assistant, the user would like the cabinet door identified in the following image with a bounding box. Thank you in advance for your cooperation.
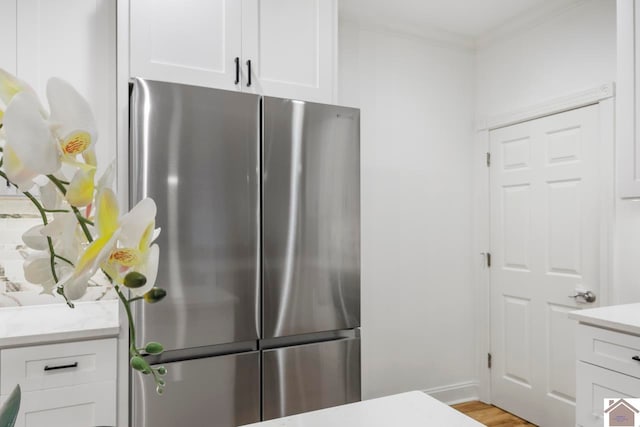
[576,361,640,427]
[617,0,640,197]
[130,0,242,91]
[0,0,16,73]
[16,0,116,177]
[242,0,336,103]
[0,381,116,427]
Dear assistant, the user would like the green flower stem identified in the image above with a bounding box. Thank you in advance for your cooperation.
[54,254,74,266]
[0,169,75,309]
[46,174,93,242]
[115,284,163,389]
[1,152,165,392]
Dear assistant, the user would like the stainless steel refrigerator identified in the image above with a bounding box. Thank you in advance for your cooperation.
[129,79,361,426]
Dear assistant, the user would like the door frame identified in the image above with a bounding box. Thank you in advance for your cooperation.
[473,83,616,403]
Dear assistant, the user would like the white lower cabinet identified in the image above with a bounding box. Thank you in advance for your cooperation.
[576,324,640,427]
[0,338,117,427]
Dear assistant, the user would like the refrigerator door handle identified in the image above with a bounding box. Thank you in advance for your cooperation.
[260,329,359,351]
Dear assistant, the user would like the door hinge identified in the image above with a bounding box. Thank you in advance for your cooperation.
[486,152,491,167]
[486,252,491,268]
[488,353,492,369]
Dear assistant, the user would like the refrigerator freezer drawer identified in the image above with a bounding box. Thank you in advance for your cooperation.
[262,337,361,420]
[263,97,361,338]
[132,352,260,427]
[130,79,261,350]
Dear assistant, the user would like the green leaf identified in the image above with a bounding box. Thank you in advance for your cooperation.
[144,342,164,355]
[0,385,21,427]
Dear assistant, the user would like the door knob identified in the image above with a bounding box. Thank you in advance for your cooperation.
[569,290,596,303]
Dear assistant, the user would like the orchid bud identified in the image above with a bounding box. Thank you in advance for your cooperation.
[124,271,147,289]
[145,342,164,355]
[130,356,146,372]
[143,287,166,304]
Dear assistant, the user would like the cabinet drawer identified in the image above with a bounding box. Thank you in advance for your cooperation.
[577,324,640,379]
[576,361,640,427]
[0,338,117,394]
[0,380,116,427]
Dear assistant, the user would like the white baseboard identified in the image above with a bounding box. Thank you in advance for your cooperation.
[422,381,480,405]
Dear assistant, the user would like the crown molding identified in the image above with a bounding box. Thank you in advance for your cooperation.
[340,0,596,53]
[475,0,589,48]
[339,16,475,52]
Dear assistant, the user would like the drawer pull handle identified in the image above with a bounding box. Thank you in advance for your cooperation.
[44,362,78,371]
[633,356,640,362]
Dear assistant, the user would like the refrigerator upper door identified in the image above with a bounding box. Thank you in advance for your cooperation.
[263,98,361,338]
[132,352,260,427]
[130,79,261,350]
[262,337,361,420]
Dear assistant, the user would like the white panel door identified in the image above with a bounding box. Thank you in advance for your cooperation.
[490,105,600,426]
[0,0,16,73]
[16,0,116,177]
[130,0,242,91]
[0,381,116,427]
[241,0,336,103]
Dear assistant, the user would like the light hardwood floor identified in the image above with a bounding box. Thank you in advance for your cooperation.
[452,401,537,427]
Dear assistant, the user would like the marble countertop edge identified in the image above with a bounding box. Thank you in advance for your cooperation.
[0,300,120,347]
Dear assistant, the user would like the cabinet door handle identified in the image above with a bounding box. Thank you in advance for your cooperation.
[44,361,78,371]
[633,355,640,362]
[234,57,240,85]
[246,59,252,87]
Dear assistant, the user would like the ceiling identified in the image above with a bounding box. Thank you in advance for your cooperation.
[339,0,580,42]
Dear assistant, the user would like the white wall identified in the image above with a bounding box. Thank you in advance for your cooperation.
[339,22,477,400]
[475,0,615,119]
[475,1,640,306]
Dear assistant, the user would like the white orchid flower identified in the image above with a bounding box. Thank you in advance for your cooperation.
[2,92,59,189]
[108,198,160,296]
[47,77,98,164]
[42,212,84,263]
[1,73,98,189]
[22,224,49,251]
[65,167,96,207]
[60,188,121,299]
[39,180,64,210]
[0,69,40,110]
[23,252,74,296]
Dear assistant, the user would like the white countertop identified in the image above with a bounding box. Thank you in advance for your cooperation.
[241,391,483,427]
[0,300,120,347]
[569,303,640,336]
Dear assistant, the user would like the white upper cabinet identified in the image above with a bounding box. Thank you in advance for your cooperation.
[130,0,242,91]
[130,0,336,103]
[241,0,336,102]
[0,0,116,177]
[616,0,640,198]
[0,0,16,73]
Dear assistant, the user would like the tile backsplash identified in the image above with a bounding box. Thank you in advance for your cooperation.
[0,197,114,307]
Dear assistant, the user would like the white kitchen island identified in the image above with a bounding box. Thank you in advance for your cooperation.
[241,391,483,427]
